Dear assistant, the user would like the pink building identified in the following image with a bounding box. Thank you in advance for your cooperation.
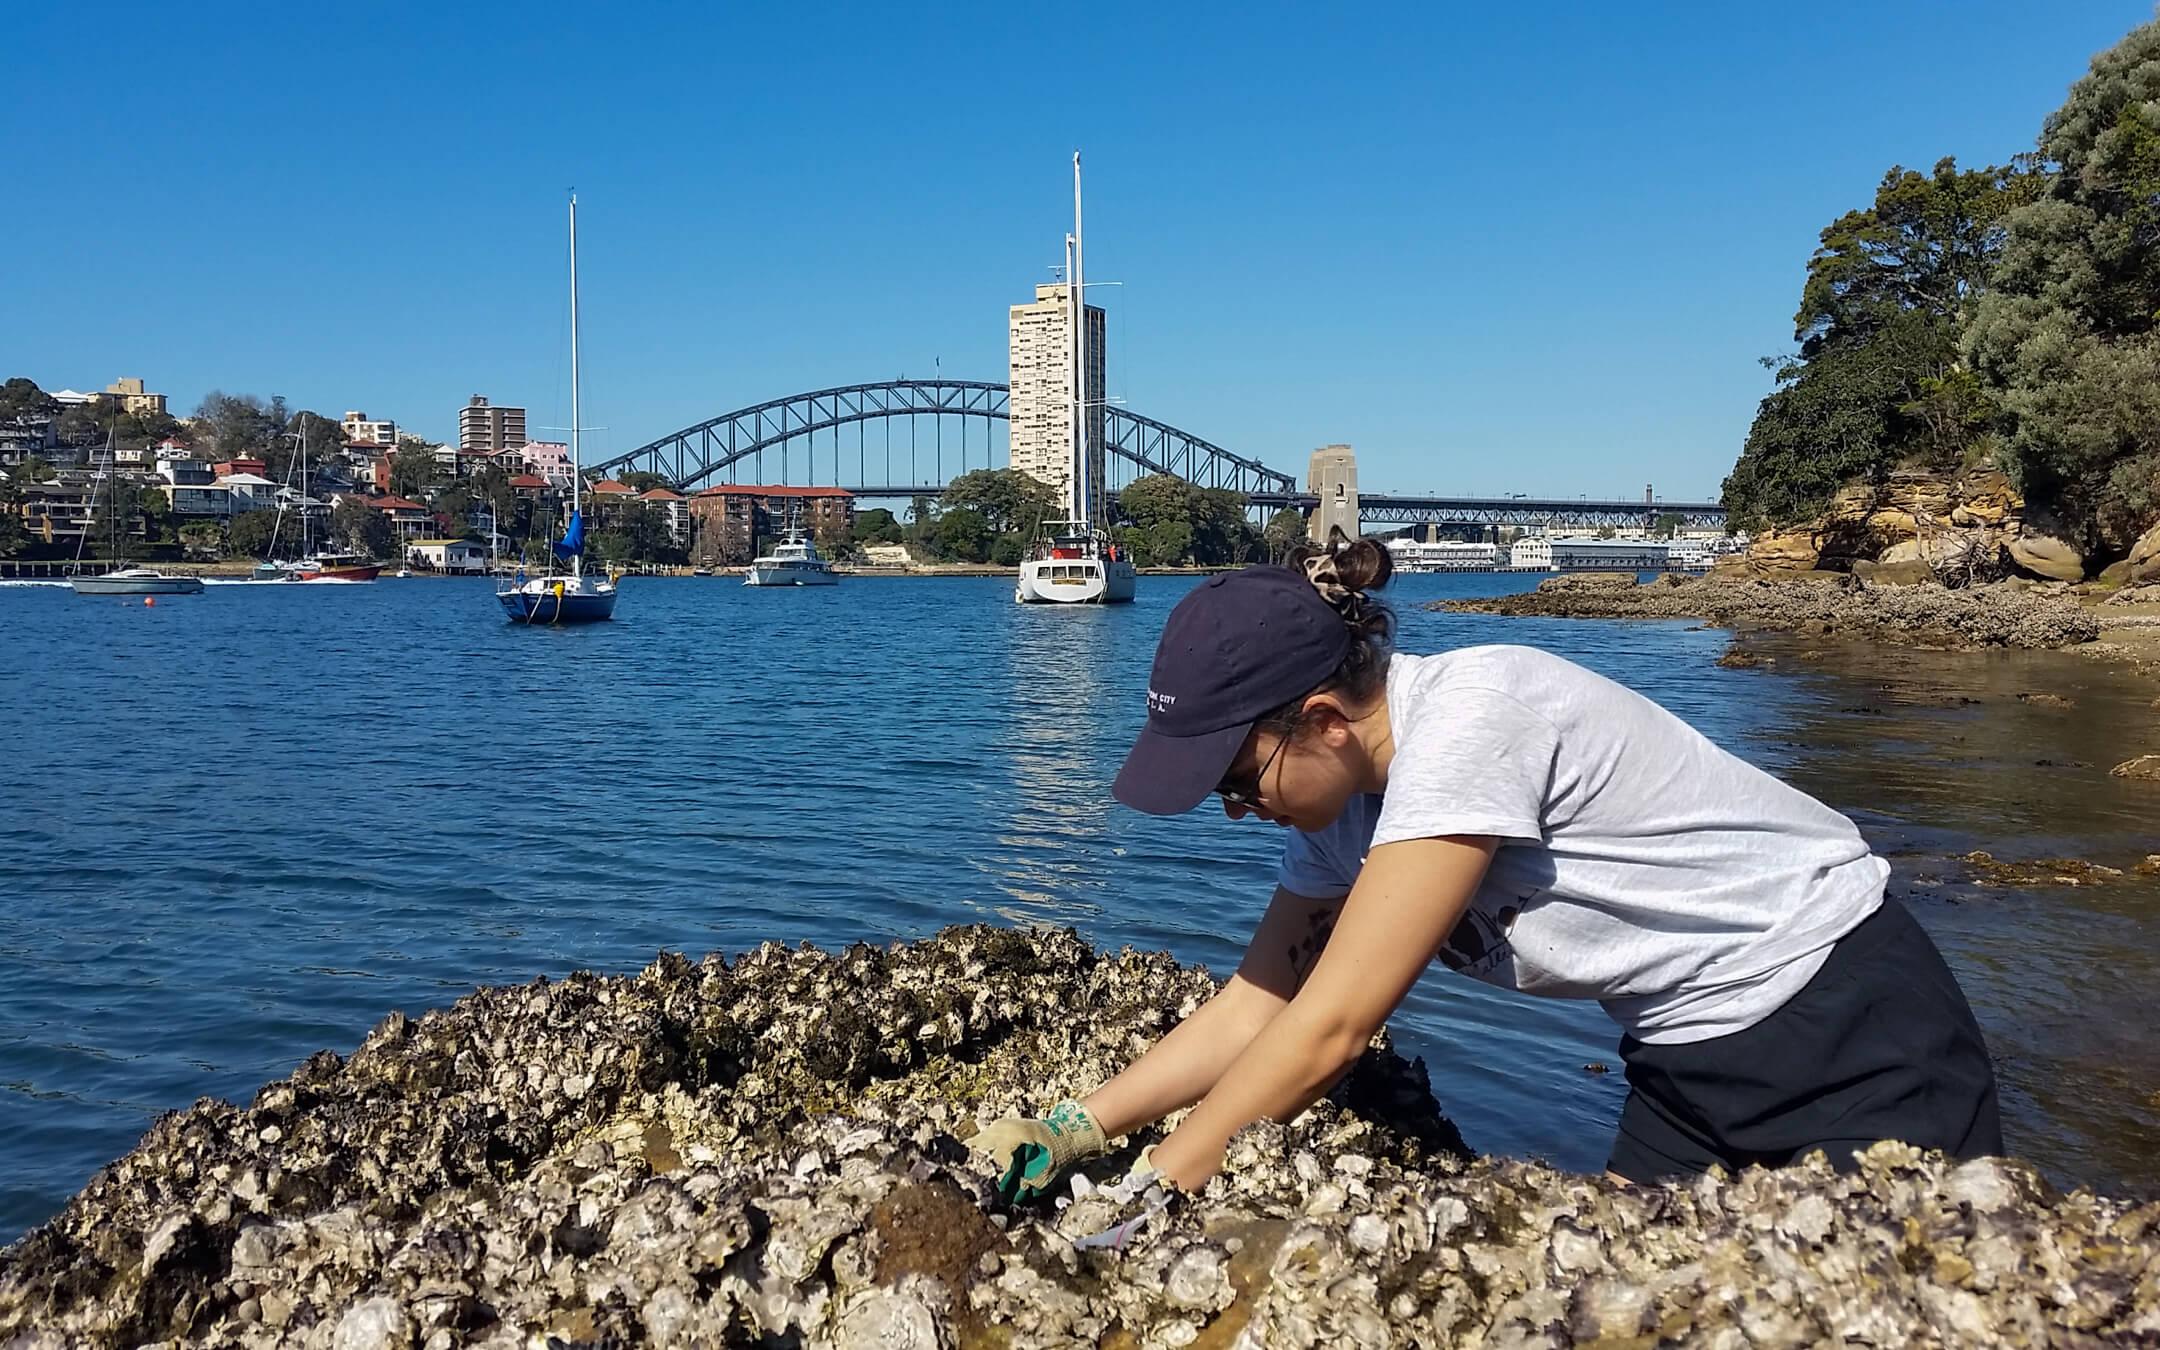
[520,441,573,483]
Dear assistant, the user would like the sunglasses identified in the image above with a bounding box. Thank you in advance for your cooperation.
[1215,730,1290,809]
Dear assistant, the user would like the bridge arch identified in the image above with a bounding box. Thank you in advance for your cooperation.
[584,379,1296,498]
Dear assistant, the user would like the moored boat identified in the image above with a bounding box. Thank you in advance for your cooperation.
[1015,523,1135,604]
[744,528,839,586]
[69,567,205,596]
[1014,152,1135,607]
[497,192,619,626]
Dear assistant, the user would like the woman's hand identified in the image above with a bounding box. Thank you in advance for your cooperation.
[964,1101,1107,1201]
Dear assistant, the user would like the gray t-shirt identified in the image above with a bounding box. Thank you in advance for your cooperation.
[1276,645,1886,1044]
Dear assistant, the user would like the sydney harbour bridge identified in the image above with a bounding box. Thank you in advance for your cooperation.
[585,378,1726,531]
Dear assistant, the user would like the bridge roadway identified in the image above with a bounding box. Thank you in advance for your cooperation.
[838,486,1727,529]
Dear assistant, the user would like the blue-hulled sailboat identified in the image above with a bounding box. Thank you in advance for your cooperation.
[498,192,618,625]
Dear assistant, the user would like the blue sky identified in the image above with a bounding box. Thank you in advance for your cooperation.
[9,2,2151,500]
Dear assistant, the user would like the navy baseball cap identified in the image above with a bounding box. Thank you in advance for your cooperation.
[1113,566,1352,815]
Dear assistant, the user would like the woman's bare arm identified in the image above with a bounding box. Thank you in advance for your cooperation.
[1082,886,1343,1139]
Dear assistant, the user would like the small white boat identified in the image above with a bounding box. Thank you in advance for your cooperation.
[745,530,838,586]
[70,567,205,596]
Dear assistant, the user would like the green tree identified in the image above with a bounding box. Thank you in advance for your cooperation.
[280,411,346,486]
[0,470,28,557]
[1263,508,1308,561]
[618,470,672,493]
[1963,18,2160,548]
[137,490,175,548]
[852,507,904,544]
[178,521,225,559]
[85,478,144,562]
[1653,512,1688,538]
[0,378,59,420]
[330,497,392,559]
[934,506,991,562]
[990,532,1026,567]
[941,468,1059,535]
[196,392,288,461]
[461,463,520,543]
[229,509,283,559]
[389,442,439,499]
[1723,158,2034,530]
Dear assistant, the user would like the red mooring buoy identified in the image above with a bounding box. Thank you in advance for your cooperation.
[144,597,155,607]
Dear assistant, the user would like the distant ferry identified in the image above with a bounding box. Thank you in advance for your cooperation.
[1384,540,1500,573]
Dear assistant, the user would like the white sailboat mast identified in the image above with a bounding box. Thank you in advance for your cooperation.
[568,191,584,578]
[1070,150,1088,528]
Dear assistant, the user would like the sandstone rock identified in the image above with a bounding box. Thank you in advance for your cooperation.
[1952,467,2021,526]
[2111,754,2160,781]
[1878,539,1925,566]
[1748,529,1820,571]
[2131,519,2160,584]
[2009,527,2086,583]
[2097,559,2134,589]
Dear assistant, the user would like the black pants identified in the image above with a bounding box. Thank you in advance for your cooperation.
[1606,897,2003,1182]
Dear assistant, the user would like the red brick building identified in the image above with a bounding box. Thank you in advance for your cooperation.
[688,485,854,565]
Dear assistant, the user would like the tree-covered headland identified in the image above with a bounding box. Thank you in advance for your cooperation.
[1723,16,2160,567]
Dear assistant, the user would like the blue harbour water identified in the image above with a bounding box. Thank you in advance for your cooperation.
[3,571,2157,1241]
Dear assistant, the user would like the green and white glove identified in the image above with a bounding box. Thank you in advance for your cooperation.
[965,1100,1108,1201]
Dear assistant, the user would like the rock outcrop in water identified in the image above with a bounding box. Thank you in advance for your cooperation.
[4,926,2158,1347]
[1437,572,2102,650]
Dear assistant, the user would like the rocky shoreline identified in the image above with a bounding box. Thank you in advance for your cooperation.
[1436,572,2106,650]
[4,927,2157,1347]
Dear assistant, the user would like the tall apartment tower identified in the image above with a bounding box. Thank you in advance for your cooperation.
[1307,444,1361,542]
[458,396,527,456]
[1008,283,1106,522]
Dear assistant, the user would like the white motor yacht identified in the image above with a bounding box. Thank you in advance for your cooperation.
[744,530,838,586]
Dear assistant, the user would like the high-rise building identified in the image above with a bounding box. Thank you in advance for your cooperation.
[1307,444,1361,543]
[341,411,398,447]
[1008,283,1106,522]
[457,396,527,457]
[102,377,167,417]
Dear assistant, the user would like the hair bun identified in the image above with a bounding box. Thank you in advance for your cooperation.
[1288,527,1395,651]
[1291,527,1392,604]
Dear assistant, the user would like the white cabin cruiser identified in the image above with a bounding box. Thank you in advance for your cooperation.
[744,530,838,586]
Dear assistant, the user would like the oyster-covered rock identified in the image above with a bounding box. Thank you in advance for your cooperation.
[2,926,2155,1346]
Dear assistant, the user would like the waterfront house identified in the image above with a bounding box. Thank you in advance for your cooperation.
[406,537,488,573]
[368,495,435,543]
[20,474,144,547]
[213,457,269,480]
[157,453,232,519]
[216,472,281,514]
[0,416,58,465]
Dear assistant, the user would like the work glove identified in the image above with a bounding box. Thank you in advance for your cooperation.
[965,1100,1108,1202]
